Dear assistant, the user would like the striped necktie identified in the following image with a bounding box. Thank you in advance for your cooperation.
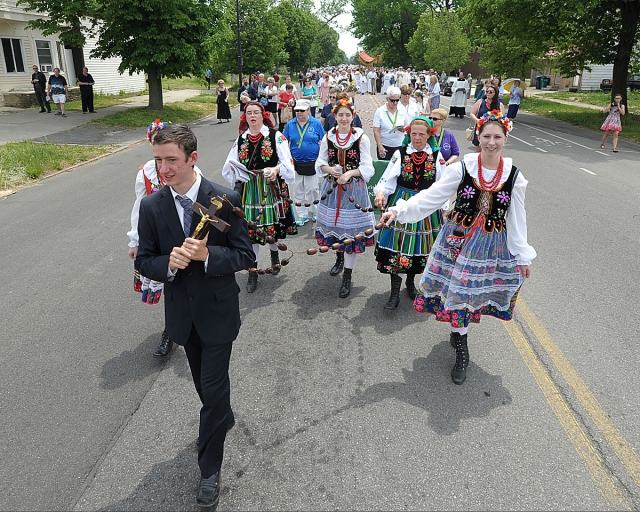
[177,195,193,237]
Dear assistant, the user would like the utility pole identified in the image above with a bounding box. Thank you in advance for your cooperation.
[235,0,243,83]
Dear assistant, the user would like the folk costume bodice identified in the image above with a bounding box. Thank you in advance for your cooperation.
[449,162,518,234]
[326,135,362,173]
[237,129,279,171]
[397,146,440,192]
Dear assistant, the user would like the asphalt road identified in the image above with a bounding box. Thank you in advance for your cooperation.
[1,93,639,511]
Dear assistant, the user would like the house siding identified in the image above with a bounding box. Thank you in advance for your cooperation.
[579,64,614,91]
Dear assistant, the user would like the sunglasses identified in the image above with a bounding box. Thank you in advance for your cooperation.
[401,93,410,96]
[329,96,336,99]
[388,98,400,103]
[429,117,443,121]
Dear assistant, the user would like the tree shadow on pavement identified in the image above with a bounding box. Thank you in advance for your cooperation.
[351,338,512,435]
[99,332,167,390]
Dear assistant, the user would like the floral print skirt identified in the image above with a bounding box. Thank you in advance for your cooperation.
[315,177,375,253]
[242,173,297,245]
[375,186,442,274]
[413,219,524,328]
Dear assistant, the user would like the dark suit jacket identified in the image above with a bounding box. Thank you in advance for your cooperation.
[136,177,254,346]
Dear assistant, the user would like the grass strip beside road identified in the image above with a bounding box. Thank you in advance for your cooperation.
[518,96,640,142]
[0,142,110,190]
[92,94,238,127]
[544,91,640,112]
[64,93,129,112]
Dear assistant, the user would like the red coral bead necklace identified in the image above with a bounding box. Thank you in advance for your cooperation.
[477,154,504,191]
[247,132,263,144]
[335,129,351,146]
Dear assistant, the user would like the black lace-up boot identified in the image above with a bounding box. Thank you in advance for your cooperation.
[339,268,352,298]
[384,274,402,309]
[450,332,469,385]
[330,251,344,276]
[405,273,418,299]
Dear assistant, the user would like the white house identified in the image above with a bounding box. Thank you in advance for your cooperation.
[0,0,145,105]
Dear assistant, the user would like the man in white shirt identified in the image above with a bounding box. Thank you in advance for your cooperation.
[280,75,297,95]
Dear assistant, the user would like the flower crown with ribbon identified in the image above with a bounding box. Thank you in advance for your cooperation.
[147,118,168,143]
[475,110,513,135]
[332,97,356,116]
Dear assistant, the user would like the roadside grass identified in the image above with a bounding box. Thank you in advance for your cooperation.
[542,90,640,113]
[518,96,640,142]
[63,92,131,111]
[92,94,239,127]
[0,142,111,190]
[163,76,210,91]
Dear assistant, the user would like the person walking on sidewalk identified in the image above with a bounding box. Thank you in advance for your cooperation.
[31,65,51,113]
[76,67,96,114]
[136,123,254,508]
[47,68,69,117]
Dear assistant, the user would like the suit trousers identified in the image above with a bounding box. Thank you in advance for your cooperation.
[183,324,234,478]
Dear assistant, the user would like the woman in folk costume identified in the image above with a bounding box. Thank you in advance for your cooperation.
[315,97,376,298]
[373,116,445,310]
[222,101,297,293]
[380,111,535,385]
[127,119,202,357]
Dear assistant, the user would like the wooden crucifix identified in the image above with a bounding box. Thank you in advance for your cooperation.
[190,196,231,239]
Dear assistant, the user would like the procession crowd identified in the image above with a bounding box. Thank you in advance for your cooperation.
[126,63,535,509]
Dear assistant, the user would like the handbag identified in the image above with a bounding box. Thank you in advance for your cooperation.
[294,160,317,176]
[316,97,323,109]
[465,121,475,141]
[280,106,293,123]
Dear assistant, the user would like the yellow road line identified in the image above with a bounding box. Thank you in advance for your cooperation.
[518,298,640,489]
[503,320,630,510]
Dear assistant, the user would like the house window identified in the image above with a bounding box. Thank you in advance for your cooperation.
[1,37,26,73]
[56,41,66,72]
[35,40,54,72]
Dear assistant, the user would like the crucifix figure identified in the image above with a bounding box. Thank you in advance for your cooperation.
[191,197,231,239]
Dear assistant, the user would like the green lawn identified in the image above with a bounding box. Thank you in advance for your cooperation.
[93,93,239,127]
[163,76,211,91]
[542,90,640,113]
[517,96,640,142]
[0,142,112,190]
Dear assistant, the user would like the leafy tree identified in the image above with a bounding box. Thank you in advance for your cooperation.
[464,0,640,105]
[311,23,342,66]
[274,2,318,71]
[212,0,288,76]
[20,0,222,110]
[406,11,471,72]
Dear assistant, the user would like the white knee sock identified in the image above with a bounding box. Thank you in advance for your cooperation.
[268,243,278,252]
[451,326,469,335]
[252,243,260,262]
[344,252,357,269]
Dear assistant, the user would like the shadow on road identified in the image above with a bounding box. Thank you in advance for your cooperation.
[352,339,512,435]
[99,332,166,390]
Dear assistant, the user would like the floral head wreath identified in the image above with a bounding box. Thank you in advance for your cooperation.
[332,97,356,116]
[147,118,168,143]
[402,115,439,150]
[476,109,513,135]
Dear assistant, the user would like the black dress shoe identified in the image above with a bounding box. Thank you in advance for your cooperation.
[153,330,173,357]
[196,472,220,508]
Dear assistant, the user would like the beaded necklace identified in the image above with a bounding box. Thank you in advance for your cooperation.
[335,129,351,146]
[477,154,504,191]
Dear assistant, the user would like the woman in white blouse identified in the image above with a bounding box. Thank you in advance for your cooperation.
[380,111,535,385]
[372,86,410,160]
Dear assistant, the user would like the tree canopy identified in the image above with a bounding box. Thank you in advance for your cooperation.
[20,0,223,109]
[406,11,471,72]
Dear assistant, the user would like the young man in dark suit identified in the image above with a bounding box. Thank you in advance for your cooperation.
[136,124,254,508]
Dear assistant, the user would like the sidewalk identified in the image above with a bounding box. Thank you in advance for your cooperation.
[0,89,204,146]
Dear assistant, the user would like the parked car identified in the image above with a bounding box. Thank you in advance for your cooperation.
[600,78,613,91]
[442,76,458,96]
[600,76,640,91]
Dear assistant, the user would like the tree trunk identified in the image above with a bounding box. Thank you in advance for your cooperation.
[611,0,640,108]
[147,66,163,111]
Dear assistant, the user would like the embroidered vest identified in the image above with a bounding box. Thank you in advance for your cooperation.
[326,134,362,173]
[450,163,518,233]
[397,147,440,192]
[237,129,279,170]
